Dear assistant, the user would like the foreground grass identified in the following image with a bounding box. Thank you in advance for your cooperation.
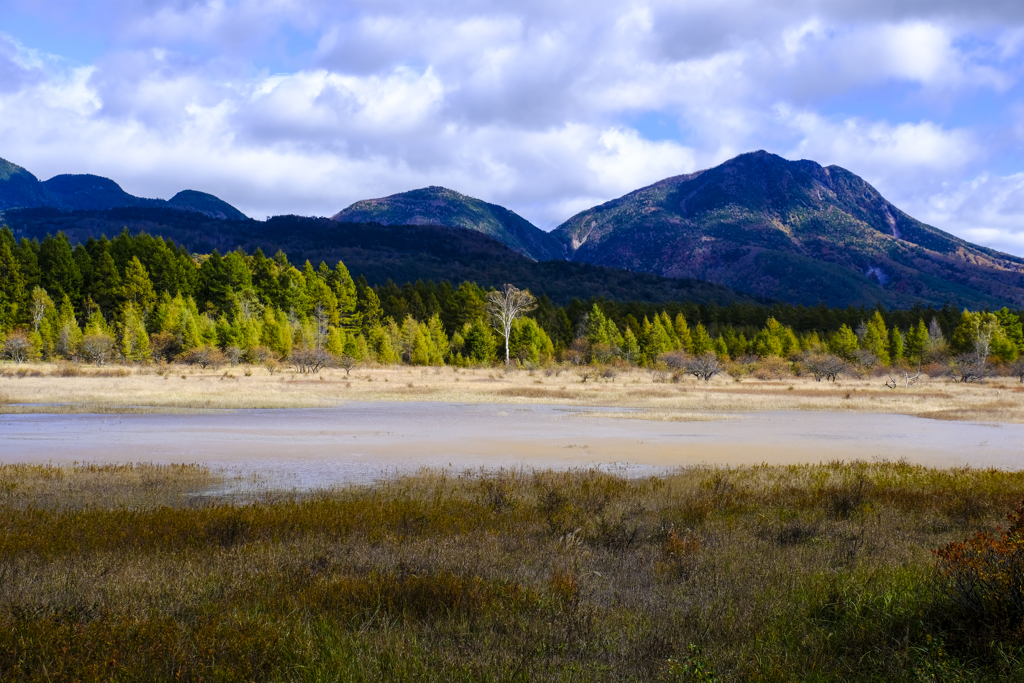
[3,362,1024,422]
[1,462,1022,681]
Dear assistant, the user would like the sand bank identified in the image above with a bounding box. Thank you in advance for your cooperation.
[3,402,1022,487]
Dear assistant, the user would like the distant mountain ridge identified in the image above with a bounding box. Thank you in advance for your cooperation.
[549,151,1024,309]
[331,186,565,261]
[0,157,247,220]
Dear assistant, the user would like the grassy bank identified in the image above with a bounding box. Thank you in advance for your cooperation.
[1,462,1022,681]
[2,362,1024,422]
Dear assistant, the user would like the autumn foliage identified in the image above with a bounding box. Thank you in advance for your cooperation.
[935,502,1024,639]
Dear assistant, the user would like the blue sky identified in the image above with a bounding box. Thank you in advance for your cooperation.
[2,0,1024,256]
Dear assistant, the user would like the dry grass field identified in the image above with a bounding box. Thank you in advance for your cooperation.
[1,361,1023,422]
[0,461,1022,681]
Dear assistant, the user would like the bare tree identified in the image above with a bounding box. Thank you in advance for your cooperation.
[947,354,988,383]
[337,354,358,377]
[686,352,725,382]
[486,284,536,364]
[1008,358,1024,383]
[290,347,333,374]
[663,351,724,382]
[179,346,227,369]
[803,353,847,382]
[884,370,921,389]
[224,345,243,366]
[2,331,32,364]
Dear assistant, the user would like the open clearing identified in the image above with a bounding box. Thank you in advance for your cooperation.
[2,363,1024,422]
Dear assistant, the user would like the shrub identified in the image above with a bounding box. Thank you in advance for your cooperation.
[803,353,847,382]
[934,502,1024,639]
[179,345,227,369]
[1,330,33,364]
[79,333,116,365]
[290,347,334,374]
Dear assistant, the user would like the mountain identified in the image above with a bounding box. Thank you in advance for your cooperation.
[553,151,1024,309]
[0,157,247,220]
[42,174,159,211]
[167,190,248,220]
[331,186,565,261]
[3,207,754,306]
[0,158,59,210]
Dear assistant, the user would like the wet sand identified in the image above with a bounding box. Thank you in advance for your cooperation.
[2,402,1022,487]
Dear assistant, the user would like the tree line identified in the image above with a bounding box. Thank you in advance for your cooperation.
[0,227,1022,372]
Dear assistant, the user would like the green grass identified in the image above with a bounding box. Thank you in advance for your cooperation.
[0,462,1022,681]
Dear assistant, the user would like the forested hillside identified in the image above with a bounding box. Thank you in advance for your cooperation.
[3,208,751,306]
[1,227,1022,375]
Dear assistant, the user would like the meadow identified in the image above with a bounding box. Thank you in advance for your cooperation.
[2,362,1024,423]
[0,461,1022,682]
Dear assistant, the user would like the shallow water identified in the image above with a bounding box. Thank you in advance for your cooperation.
[2,402,1022,488]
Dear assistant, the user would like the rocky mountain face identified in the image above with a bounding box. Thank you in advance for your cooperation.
[0,157,247,220]
[552,151,1024,309]
[331,186,565,261]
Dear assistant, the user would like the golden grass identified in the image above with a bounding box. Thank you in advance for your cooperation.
[1,461,1022,680]
[0,361,1022,422]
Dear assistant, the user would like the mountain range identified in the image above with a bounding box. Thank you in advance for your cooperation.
[330,152,1024,309]
[0,158,247,220]
[4,151,1024,309]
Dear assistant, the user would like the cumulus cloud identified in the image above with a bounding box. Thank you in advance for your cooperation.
[1,0,1024,252]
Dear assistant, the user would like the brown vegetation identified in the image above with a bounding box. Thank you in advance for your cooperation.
[0,461,1022,681]
[2,362,1024,422]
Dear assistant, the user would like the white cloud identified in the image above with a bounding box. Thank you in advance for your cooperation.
[2,0,1024,254]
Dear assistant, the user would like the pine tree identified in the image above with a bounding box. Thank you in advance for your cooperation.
[862,311,890,364]
[123,256,157,310]
[0,239,25,332]
[329,260,359,330]
[904,320,929,364]
[622,326,639,362]
[673,313,692,352]
[829,324,859,360]
[92,249,123,314]
[690,323,714,355]
[119,303,150,362]
[889,327,904,363]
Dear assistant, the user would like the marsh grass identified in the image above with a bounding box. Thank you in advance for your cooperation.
[0,461,1022,681]
[3,363,1024,421]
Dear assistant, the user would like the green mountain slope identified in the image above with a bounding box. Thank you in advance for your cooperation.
[553,151,1024,308]
[331,186,565,261]
[0,158,59,210]
[0,157,247,220]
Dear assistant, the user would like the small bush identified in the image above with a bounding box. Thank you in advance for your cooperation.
[934,502,1024,640]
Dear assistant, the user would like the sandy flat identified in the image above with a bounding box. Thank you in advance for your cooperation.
[3,402,1023,487]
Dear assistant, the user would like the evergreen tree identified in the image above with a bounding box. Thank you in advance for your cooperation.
[38,233,81,304]
[622,326,639,362]
[122,256,157,310]
[0,239,25,332]
[92,249,123,314]
[889,327,904,363]
[119,303,150,362]
[328,260,359,330]
[673,313,692,352]
[829,324,859,360]
[904,320,929,364]
[862,311,890,364]
[690,323,714,355]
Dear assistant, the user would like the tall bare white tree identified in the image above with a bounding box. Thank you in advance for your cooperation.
[486,284,537,364]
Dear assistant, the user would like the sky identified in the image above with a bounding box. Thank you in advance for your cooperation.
[2,1,1024,256]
